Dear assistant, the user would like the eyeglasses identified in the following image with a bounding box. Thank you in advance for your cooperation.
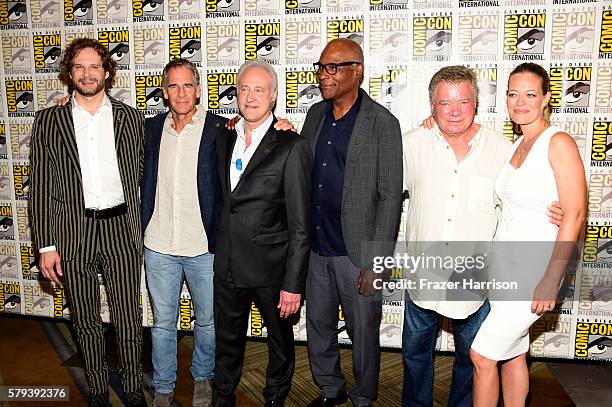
[313,61,361,75]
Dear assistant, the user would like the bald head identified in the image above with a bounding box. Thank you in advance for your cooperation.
[322,38,364,64]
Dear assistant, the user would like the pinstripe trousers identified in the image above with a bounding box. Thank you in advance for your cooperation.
[62,213,143,397]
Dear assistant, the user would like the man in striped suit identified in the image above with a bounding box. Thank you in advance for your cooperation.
[30,38,146,407]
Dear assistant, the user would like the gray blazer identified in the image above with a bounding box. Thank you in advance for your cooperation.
[301,89,403,268]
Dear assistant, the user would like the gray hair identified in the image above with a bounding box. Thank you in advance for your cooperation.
[428,65,479,104]
[236,59,278,92]
[162,58,200,89]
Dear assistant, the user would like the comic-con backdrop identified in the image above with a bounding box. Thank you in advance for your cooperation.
[0,0,611,361]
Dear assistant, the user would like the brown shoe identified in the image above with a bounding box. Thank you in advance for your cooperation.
[152,391,174,407]
[193,379,212,407]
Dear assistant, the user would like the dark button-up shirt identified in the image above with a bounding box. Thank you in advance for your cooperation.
[311,92,363,256]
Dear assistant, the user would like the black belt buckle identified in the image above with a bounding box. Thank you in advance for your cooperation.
[85,203,127,220]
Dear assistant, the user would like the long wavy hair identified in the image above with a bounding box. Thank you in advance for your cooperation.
[59,38,117,92]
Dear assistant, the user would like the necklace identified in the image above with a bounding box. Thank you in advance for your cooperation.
[516,135,538,163]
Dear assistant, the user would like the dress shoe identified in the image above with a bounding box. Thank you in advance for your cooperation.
[308,393,348,406]
[126,390,148,407]
[87,392,110,407]
[153,391,174,407]
[264,400,285,406]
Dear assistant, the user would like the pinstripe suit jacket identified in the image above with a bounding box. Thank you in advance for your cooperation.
[301,89,403,268]
[30,97,145,261]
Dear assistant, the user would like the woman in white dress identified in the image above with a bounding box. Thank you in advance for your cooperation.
[470,63,587,406]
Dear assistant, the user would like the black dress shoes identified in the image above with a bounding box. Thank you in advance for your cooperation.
[308,393,349,406]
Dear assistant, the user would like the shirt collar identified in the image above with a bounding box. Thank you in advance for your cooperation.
[235,112,274,144]
[167,105,205,128]
[325,89,363,122]
[433,123,482,148]
[71,92,111,115]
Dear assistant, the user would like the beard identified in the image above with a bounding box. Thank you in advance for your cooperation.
[72,77,106,97]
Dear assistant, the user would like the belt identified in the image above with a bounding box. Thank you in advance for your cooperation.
[84,203,127,220]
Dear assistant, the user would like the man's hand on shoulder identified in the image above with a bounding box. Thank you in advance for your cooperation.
[39,250,63,285]
[55,95,70,106]
[273,117,297,132]
[278,290,301,318]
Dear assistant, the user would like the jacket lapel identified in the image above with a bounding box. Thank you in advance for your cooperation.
[342,91,371,208]
[56,103,82,184]
[111,98,126,150]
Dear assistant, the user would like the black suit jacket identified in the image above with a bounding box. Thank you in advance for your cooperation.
[214,119,313,293]
[140,110,228,252]
[31,97,144,260]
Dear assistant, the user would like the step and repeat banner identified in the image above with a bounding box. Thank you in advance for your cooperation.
[0,0,611,361]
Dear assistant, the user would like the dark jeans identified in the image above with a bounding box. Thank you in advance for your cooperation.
[401,298,490,407]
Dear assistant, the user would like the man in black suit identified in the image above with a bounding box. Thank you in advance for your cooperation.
[212,59,312,407]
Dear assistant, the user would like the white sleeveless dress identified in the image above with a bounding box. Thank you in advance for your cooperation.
[471,126,561,361]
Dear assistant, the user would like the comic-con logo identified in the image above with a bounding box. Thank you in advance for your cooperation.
[245,0,279,17]
[590,120,612,167]
[133,0,165,23]
[459,0,499,7]
[245,22,281,63]
[458,13,499,61]
[168,0,200,20]
[134,26,165,69]
[0,205,14,241]
[178,297,194,329]
[595,64,612,114]
[9,122,32,163]
[413,14,453,61]
[0,123,6,160]
[2,35,31,74]
[551,10,595,60]
[0,282,21,313]
[135,73,165,117]
[97,0,129,24]
[548,64,591,114]
[0,245,17,279]
[530,317,571,357]
[285,0,321,14]
[0,1,29,29]
[20,245,39,280]
[472,65,497,113]
[250,303,265,337]
[5,79,35,118]
[285,18,321,64]
[169,25,202,66]
[369,0,409,12]
[369,68,407,114]
[503,12,546,60]
[64,0,94,26]
[16,205,31,242]
[109,74,131,105]
[285,69,320,114]
[23,283,52,316]
[550,117,588,159]
[13,164,29,201]
[206,22,240,66]
[205,0,240,18]
[583,224,612,263]
[575,321,612,359]
[207,71,238,115]
[33,33,61,73]
[36,77,65,110]
[0,165,11,201]
[53,286,70,318]
[31,0,63,27]
[98,28,130,69]
[327,17,364,46]
[327,0,364,14]
[369,16,409,62]
[600,9,612,60]
[65,29,96,46]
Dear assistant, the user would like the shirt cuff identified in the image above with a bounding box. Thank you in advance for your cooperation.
[39,245,57,253]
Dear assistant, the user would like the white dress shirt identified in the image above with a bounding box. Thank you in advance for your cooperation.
[72,94,125,209]
[402,124,511,318]
[230,113,274,191]
[144,106,210,257]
